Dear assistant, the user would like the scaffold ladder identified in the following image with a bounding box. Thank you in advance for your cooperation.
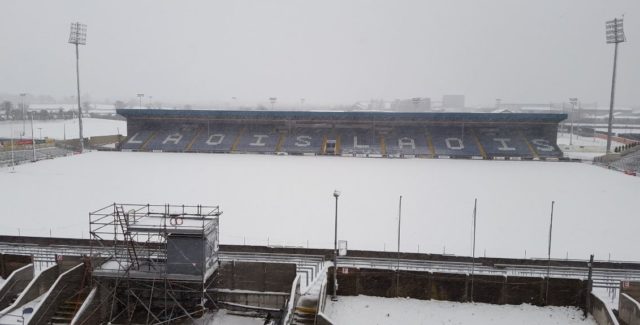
[115,205,139,269]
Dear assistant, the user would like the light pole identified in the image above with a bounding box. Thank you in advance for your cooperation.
[19,93,26,136]
[545,200,555,305]
[30,112,36,161]
[605,17,626,153]
[332,190,340,301]
[396,195,403,297]
[38,128,42,139]
[68,22,87,153]
[137,94,144,109]
[569,98,578,145]
[470,198,477,302]
[269,97,277,110]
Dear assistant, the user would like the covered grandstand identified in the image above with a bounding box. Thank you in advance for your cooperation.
[116,109,567,160]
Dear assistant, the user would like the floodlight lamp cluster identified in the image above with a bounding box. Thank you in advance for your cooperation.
[605,18,625,44]
[69,22,87,45]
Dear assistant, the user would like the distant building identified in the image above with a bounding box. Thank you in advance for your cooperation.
[392,97,431,112]
[442,95,465,110]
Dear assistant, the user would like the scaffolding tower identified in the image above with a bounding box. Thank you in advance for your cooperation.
[88,203,222,324]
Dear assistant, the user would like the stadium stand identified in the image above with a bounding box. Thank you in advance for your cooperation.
[116,109,567,160]
[429,126,482,157]
[188,124,243,153]
[339,128,383,156]
[234,125,281,153]
[475,127,533,158]
[281,127,329,155]
[523,132,563,158]
[144,128,198,152]
[121,130,156,150]
[384,127,431,157]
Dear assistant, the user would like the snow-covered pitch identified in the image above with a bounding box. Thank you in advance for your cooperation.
[324,295,597,325]
[0,151,638,261]
[0,118,126,140]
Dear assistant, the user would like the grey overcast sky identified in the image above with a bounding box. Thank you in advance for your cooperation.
[0,0,638,107]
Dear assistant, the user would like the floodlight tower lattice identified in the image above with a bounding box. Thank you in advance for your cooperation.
[605,17,626,153]
[68,22,87,152]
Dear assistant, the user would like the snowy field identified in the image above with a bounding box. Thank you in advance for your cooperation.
[0,118,126,139]
[0,151,639,261]
[324,295,596,325]
[196,310,264,325]
[556,132,626,160]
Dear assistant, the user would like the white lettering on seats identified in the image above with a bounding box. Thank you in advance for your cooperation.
[206,134,225,145]
[127,132,144,144]
[163,133,183,144]
[398,137,416,149]
[250,135,269,146]
[532,139,555,152]
[295,135,311,147]
[445,138,464,150]
[353,136,369,149]
[493,138,515,151]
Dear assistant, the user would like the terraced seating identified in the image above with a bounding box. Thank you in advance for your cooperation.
[524,134,563,158]
[475,128,532,158]
[144,128,198,152]
[339,129,383,156]
[429,126,482,157]
[121,130,155,150]
[189,125,242,153]
[281,128,328,154]
[384,127,430,156]
[235,126,281,153]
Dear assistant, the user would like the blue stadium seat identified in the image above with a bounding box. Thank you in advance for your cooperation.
[281,128,327,154]
[121,130,155,150]
[234,125,281,153]
[339,129,383,155]
[475,128,533,158]
[429,126,482,157]
[189,125,242,153]
[384,127,430,156]
[144,129,197,152]
[524,133,562,158]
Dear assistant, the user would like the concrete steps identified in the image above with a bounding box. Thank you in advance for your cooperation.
[47,291,88,324]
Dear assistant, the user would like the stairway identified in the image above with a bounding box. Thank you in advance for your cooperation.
[293,305,317,324]
[47,291,88,325]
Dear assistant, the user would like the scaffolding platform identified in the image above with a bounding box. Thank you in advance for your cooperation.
[89,203,221,282]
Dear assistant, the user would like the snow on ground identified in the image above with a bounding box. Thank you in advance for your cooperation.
[1,151,639,261]
[196,310,265,325]
[0,292,47,324]
[592,287,620,311]
[0,118,126,139]
[556,132,625,160]
[324,295,597,325]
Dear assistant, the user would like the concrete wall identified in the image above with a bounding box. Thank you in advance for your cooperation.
[70,286,98,325]
[216,261,297,293]
[0,264,33,311]
[588,293,619,325]
[622,282,640,302]
[1,236,639,273]
[281,275,301,325]
[212,261,297,309]
[328,267,587,308]
[316,312,335,325]
[0,253,32,278]
[8,264,58,311]
[29,263,85,325]
[619,293,640,325]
